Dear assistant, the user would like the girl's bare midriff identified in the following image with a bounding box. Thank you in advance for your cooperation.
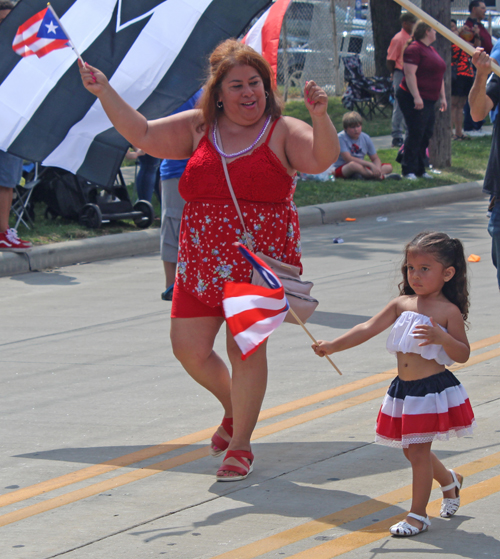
[396,352,446,381]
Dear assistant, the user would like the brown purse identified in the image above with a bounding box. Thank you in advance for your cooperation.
[217,128,318,325]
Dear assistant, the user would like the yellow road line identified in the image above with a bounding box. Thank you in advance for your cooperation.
[210,452,500,559]
[286,475,500,559]
[0,373,394,509]
[1,340,498,526]
[0,386,389,528]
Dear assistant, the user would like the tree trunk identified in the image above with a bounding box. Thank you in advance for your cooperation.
[422,0,452,169]
[370,0,401,77]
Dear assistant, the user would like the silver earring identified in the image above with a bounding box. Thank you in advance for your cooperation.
[265,91,269,99]
[217,101,223,109]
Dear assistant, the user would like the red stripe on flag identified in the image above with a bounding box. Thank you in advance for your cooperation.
[33,40,70,58]
[227,303,288,333]
[15,7,47,35]
[13,33,42,52]
[261,0,292,80]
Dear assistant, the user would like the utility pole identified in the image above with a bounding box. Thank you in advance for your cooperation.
[330,0,342,96]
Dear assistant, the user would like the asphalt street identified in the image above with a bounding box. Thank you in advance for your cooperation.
[1,194,500,559]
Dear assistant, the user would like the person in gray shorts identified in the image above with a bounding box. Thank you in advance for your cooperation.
[160,171,186,300]
[159,90,202,301]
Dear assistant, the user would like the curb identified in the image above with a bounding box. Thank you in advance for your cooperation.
[0,181,486,278]
[297,180,485,227]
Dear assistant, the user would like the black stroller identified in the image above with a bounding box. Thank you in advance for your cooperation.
[341,54,393,120]
[32,166,154,229]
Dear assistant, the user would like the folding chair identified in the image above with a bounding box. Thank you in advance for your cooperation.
[11,162,39,230]
[341,55,393,120]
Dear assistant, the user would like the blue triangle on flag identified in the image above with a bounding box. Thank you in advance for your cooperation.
[37,10,68,40]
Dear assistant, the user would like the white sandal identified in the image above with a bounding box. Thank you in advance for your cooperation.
[440,469,463,518]
[389,513,431,537]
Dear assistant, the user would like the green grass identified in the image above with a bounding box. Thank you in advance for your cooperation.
[283,95,393,137]
[10,101,491,246]
[293,136,491,207]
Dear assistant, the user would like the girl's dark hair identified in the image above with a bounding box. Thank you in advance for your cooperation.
[399,231,469,321]
[197,39,283,131]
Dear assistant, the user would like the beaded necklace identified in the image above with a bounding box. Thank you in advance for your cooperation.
[212,115,271,158]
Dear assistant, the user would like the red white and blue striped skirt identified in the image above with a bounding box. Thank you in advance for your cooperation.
[375,369,476,448]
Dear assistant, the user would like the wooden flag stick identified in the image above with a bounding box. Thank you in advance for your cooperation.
[288,307,342,375]
[393,0,500,78]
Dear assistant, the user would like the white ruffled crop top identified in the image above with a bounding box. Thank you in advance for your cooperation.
[386,311,453,366]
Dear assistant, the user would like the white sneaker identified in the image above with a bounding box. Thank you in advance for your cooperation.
[404,173,417,180]
[465,129,487,137]
[421,173,433,179]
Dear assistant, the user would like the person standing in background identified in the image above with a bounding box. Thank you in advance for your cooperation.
[0,1,32,252]
[396,21,447,180]
[450,19,475,141]
[463,0,492,137]
[386,12,417,148]
[160,89,203,301]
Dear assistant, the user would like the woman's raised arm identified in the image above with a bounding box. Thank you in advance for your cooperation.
[79,61,198,159]
[283,80,340,175]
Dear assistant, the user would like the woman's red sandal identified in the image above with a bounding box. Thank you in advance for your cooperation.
[210,416,233,457]
[216,450,254,482]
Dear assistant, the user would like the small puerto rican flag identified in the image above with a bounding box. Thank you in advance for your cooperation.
[12,6,70,58]
[223,244,289,360]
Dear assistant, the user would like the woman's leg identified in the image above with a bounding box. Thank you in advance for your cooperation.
[403,442,433,528]
[216,333,269,477]
[340,161,371,178]
[170,316,232,415]
[455,96,467,137]
[397,89,423,177]
[451,95,460,136]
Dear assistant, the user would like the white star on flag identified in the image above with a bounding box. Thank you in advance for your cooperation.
[45,21,59,34]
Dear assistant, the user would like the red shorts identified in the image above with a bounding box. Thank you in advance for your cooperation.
[334,165,345,178]
[171,284,224,318]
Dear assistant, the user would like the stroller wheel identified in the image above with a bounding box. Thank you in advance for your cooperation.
[78,203,102,229]
[133,200,154,229]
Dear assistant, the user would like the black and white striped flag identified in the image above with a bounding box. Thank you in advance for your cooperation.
[0,0,271,187]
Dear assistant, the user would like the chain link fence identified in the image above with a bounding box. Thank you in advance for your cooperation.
[277,0,499,99]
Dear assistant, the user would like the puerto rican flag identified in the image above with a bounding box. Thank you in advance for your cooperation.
[12,6,70,58]
[223,244,289,360]
[0,0,272,187]
[241,0,291,81]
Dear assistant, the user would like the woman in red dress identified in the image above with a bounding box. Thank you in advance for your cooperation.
[80,39,339,481]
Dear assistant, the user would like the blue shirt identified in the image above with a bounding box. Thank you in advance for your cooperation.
[160,89,203,180]
[489,42,500,124]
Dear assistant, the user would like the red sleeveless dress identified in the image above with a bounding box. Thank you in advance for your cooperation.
[176,118,302,308]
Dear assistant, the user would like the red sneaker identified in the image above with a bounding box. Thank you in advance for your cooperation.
[0,228,32,252]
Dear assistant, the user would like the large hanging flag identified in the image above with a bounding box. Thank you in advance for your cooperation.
[12,5,70,58]
[241,0,291,82]
[0,0,272,187]
[223,244,289,360]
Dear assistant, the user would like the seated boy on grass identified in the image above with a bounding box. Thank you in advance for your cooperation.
[333,112,398,180]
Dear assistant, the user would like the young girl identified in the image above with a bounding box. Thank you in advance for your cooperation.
[313,231,476,537]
